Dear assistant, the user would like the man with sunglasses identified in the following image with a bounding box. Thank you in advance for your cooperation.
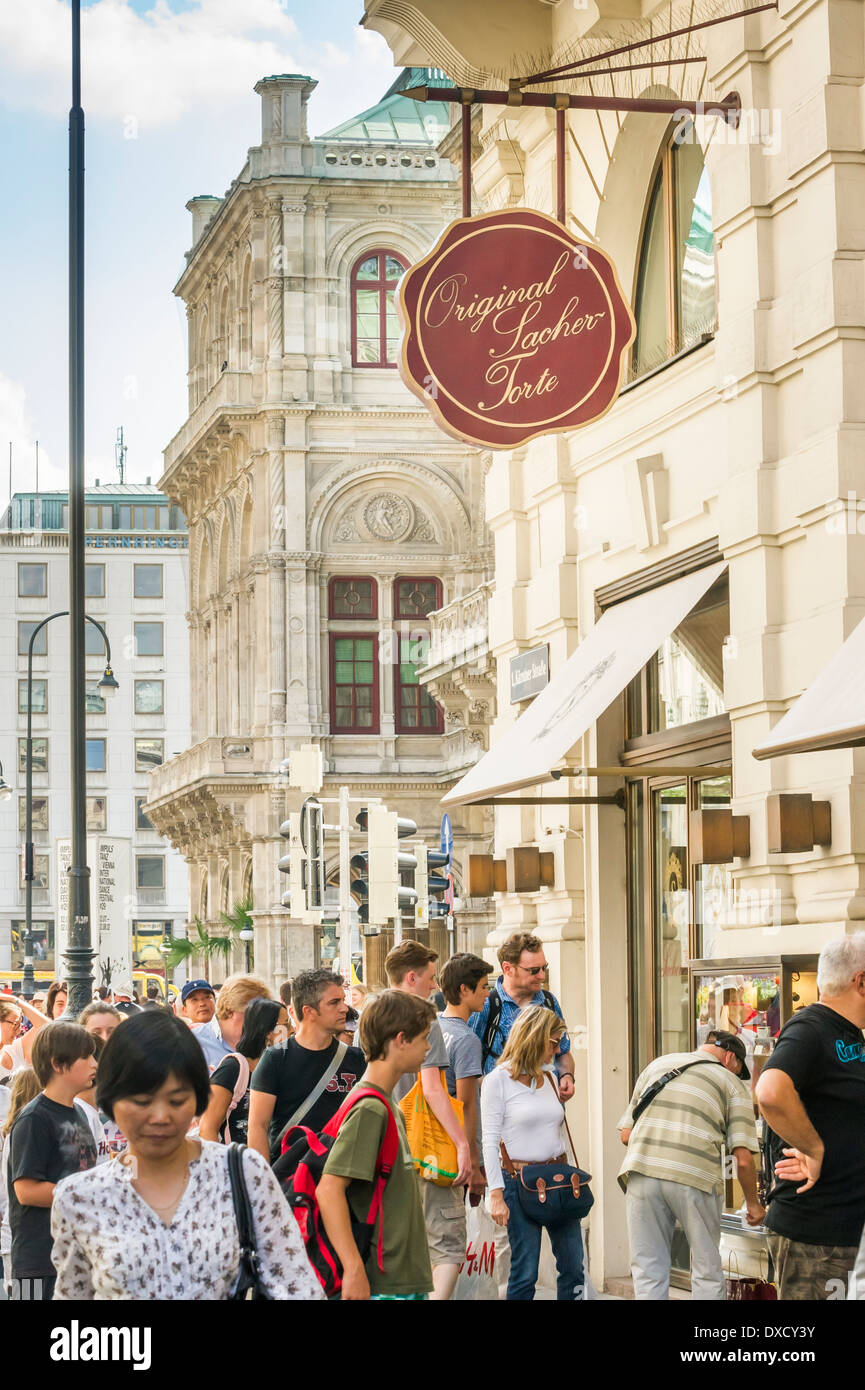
[756,934,865,1300]
[469,932,575,1096]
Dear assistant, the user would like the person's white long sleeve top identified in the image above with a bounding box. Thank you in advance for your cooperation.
[481,1065,567,1191]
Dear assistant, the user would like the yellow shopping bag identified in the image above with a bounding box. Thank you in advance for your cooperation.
[399,1070,464,1187]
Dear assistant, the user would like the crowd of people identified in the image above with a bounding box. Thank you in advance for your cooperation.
[0,928,864,1302]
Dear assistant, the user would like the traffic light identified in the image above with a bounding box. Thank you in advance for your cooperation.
[426,848,451,920]
[300,796,325,911]
[277,812,303,912]
[351,806,418,929]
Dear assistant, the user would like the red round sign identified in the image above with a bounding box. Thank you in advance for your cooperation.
[397,208,635,451]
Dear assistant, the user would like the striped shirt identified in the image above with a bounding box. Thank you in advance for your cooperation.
[618,1051,759,1196]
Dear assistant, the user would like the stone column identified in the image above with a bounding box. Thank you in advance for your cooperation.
[266,198,284,402]
[267,415,287,731]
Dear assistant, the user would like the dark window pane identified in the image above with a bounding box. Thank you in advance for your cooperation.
[18,563,46,597]
[330,578,374,618]
[19,622,47,656]
[633,166,667,377]
[135,622,163,656]
[84,623,106,656]
[395,579,440,617]
[85,564,105,597]
[137,856,164,889]
[134,564,163,598]
[136,798,154,831]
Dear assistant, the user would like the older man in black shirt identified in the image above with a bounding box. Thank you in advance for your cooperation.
[756,934,865,1300]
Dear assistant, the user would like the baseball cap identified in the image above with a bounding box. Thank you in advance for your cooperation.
[711,1030,750,1080]
[181,979,215,1005]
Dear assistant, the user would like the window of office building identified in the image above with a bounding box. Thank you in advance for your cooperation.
[134,564,163,598]
[136,856,165,889]
[84,622,107,656]
[19,679,47,714]
[328,577,376,619]
[351,251,407,366]
[18,563,47,597]
[136,797,154,831]
[329,634,379,733]
[134,680,164,714]
[19,796,48,833]
[18,621,47,656]
[21,854,50,890]
[85,564,105,598]
[134,622,163,656]
[86,738,106,773]
[86,796,107,832]
[85,681,105,715]
[18,737,48,774]
[135,738,164,772]
[85,505,114,530]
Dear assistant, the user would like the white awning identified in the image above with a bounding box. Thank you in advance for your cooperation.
[753,616,865,760]
[442,561,726,807]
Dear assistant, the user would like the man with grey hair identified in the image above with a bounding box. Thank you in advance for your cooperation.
[755,933,865,1299]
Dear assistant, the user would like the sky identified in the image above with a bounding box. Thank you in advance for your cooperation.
[0,0,400,504]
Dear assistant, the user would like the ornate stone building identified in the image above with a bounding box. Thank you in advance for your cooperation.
[146,70,494,984]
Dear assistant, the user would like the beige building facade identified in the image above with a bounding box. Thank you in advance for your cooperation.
[369,0,865,1287]
[146,71,495,988]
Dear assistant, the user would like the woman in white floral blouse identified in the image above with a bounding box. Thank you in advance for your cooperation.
[50,1009,322,1301]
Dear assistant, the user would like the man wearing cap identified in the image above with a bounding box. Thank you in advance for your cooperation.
[112,983,142,1018]
[180,979,217,1028]
[617,1032,765,1300]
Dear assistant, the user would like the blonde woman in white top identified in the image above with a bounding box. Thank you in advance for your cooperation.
[0,995,49,1075]
[51,1010,322,1301]
[481,1004,585,1300]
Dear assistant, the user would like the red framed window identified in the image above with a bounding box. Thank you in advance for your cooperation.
[394,576,442,619]
[394,630,443,734]
[330,633,379,734]
[351,251,407,367]
[328,576,377,620]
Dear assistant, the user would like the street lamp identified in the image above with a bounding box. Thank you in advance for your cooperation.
[0,761,12,803]
[23,611,116,1003]
[239,926,254,974]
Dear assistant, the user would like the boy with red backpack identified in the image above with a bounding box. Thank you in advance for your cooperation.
[314,990,436,1300]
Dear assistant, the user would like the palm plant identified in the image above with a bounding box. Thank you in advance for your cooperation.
[161,899,253,975]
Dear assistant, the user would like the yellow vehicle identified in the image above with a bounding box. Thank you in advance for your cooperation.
[133,970,178,1004]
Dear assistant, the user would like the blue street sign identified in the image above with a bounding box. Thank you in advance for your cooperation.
[440,812,453,863]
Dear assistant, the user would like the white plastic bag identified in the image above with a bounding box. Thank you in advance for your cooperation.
[454,1195,499,1300]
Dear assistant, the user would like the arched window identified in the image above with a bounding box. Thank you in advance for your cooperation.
[632,121,715,378]
[351,250,407,367]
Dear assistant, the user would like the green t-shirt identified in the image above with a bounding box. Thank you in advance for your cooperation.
[322,1082,432,1297]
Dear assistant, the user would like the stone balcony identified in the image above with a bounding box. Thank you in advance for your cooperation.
[144,735,283,858]
[163,371,257,472]
[418,581,497,759]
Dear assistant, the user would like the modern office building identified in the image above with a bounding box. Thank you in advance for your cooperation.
[0,484,191,987]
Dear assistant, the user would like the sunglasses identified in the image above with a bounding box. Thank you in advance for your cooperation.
[520,965,546,976]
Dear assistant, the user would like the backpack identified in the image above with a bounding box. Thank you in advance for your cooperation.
[274,1087,399,1299]
[481,986,558,1068]
[221,1052,251,1144]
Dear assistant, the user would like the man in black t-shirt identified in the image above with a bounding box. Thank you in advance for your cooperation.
[8,1022,98,1300]
[755,935,865,1299]
[248,969,364,1163]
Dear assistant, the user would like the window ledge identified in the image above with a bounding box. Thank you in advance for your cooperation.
[621,332,715,396]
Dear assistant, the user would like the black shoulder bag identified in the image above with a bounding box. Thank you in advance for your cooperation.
[227,1142,272,1301]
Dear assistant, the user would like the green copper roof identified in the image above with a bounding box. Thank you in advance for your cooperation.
[317,67,452,146]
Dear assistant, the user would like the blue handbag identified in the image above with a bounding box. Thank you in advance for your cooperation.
[502,1074,594,1228]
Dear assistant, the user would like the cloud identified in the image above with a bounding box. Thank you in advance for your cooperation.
[0,0,302,125]
[0,373,65,505]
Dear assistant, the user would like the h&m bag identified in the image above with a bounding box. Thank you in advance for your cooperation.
[503,1074,594,1228]
[274,1087,399,1299]
[399,1069,464,1186]
[227,1142,272,1301]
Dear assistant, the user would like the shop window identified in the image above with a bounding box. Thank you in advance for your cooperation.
[135,680,164,714]
[394,577,441,619]
[18,563,47,597]
[19,679,47,714]
[85,564,105,598]
[86,796,107,832]
[350,250,407,366]
[330,634,379,733]
[133,920,169,969]
[625,574,728,738]
[632,120,716,379]
[394,631,443,734]
[11,920,54,969]
[328,577,377,620]
[19,737,48,774]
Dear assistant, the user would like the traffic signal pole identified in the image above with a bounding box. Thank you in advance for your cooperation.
[337,784,352,986]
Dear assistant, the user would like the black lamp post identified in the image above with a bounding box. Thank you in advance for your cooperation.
[23,612,117,1004]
